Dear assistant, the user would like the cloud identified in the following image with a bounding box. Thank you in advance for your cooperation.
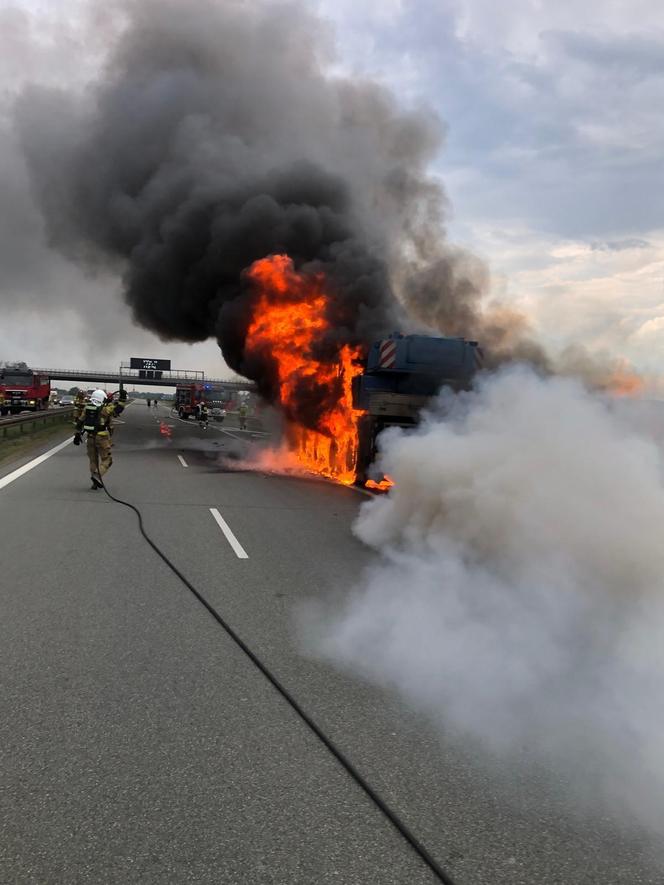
[591,238,651,252]
[545,29,664,78]
[318,2,664,234]
[317,0,664,373]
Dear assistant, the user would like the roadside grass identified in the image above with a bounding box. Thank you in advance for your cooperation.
[0,422,72,467]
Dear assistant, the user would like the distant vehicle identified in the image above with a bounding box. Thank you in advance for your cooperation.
[0,366,50,416]
[59,396,74,407]
[175,383,205,419]
[210,407,226,422]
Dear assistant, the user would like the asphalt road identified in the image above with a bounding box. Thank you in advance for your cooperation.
[0,403,662,885]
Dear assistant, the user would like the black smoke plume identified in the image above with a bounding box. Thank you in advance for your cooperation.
[14,0,552,409]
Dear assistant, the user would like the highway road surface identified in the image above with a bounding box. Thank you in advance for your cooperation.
[0,402,662,885]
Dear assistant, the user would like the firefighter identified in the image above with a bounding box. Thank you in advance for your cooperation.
[73,388,127,489]
[197,400,209,430]
[238,401,248,431]
[73,389,87,423]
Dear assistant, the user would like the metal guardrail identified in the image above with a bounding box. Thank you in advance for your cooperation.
[0,407,74,440]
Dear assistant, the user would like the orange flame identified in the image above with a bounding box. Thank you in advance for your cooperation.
[244,254,363,484]
[159,421,173,439]
[605,365,644,398]
[365,474,395,492]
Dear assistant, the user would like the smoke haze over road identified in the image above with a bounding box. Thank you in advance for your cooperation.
[319,366,664,835]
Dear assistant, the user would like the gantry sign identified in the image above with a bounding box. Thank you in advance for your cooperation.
[129,357,172,380]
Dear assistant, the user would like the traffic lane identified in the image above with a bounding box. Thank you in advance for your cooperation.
[0,444,440,884]
[169,414,269,442]
[139,477,664,885]
[113,422,664,884]
[47,405,663,884]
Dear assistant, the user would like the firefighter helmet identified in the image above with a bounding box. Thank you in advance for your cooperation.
[90,389,106,407]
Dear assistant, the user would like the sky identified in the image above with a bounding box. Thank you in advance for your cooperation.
[1,0,663,380]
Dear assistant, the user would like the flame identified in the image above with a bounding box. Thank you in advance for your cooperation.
[159,421,173,439]
[365,474,395,492]
[605,364,644,398]
[244,254,363,484]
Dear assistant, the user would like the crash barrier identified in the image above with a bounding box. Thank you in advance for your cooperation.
[0,407,75,441]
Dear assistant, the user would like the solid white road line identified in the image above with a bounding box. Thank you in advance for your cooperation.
[177,455,188,468]
[209,507,249,559]
[0,437,72,491]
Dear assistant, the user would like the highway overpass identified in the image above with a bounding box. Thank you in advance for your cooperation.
[36,366,257,392]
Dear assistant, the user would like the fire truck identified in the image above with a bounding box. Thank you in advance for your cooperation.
[174,383,205,419]
[353,333,483,483]
[0,365,51,416]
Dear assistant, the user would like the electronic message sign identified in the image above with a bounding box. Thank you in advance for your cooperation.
[129,358,171,371]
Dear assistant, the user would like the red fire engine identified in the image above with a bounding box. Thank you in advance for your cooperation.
[0,365,50,416]
[174,383,205,419]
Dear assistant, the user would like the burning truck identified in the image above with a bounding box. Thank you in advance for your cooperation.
[242,255,482,487]
[353,333,482,484]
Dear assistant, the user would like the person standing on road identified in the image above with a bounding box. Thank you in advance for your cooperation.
[197,400,209,430]
[73,389,87,423]
[146,398,151,408]
[238,401,248,431]
[73,388,127,489]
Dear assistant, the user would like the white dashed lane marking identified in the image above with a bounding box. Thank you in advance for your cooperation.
[209,507,249,559]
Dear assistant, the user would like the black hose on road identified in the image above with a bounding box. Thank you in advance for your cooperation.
[100,478,457,885]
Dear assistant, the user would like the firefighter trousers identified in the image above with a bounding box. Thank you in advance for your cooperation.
[87,434,113,476]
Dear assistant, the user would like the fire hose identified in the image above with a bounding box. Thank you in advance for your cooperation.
[96,469,457,885]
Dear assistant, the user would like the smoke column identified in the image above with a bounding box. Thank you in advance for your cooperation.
[13,0,552,392]
[317,366,664,834]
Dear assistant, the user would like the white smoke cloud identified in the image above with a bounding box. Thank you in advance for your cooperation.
[317,366,664,834]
